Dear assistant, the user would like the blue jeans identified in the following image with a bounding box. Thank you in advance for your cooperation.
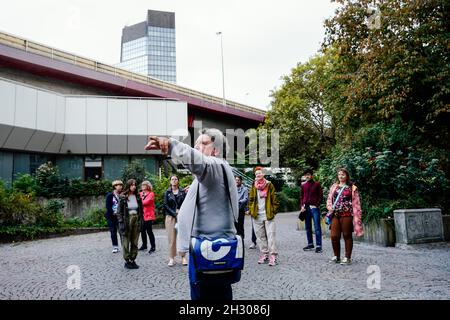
[304,206,322,247]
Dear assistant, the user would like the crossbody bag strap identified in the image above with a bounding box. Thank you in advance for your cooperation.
[221,164,238,224]
[190,164,237,238]
[189,182,200,238]
[332,184,347,211]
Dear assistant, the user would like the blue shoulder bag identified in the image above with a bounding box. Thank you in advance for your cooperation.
[188,165,244,285]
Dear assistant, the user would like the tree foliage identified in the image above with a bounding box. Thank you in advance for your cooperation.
[264,51,338,171]
[323,0,449,148]
[265,0,449,220]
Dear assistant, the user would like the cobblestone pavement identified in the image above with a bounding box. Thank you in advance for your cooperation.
[1,212,449,300]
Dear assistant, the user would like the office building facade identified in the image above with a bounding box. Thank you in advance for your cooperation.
[118,10,176,83]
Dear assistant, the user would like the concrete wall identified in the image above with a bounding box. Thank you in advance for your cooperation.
[360,218,396,247]
[394,208,444,245]
[297,214,449,246]
[297,217,396,247]
[38,196,104,219]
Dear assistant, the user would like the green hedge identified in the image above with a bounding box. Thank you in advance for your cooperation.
[316,134,449,222]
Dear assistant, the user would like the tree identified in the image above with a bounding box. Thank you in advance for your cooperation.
[323,0,449,149]
[264,51,338,172]
[121,160,148,186]
[317,0,450,218]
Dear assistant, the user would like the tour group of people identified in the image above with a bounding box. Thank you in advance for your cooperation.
[104,128,363,299]
[105,176,187,269]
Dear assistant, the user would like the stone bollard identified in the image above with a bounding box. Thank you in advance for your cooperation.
[394,208,444,246]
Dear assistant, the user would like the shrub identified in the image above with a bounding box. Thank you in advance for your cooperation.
[13,174,38,195]
[35,162,62,197]
[0,191,44,226]
[84,207,107,227]
[316,142,449,222]
[39,199,65,227]
[276,191,298,213]
[64,179,111,198]
[281,185,300,200]
[122,160,148,186]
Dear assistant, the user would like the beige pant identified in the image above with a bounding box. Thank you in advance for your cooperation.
[165,215,185,259]
[253,217,278,255]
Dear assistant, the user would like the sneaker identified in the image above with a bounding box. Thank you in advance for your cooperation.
[315,247,323,253]
[138,246,147,251]
[130,261,140,269]
[112,247,119,253]
[168,259,175,267]
[148,248,156,254]
[124,261,133,269]
[340,257,352,265]
[303,244,315,251]
[258,254,268,264]
[329,256,340,263]
[268,254,277,266]
[181,256,188,266]
[249,243,257,249]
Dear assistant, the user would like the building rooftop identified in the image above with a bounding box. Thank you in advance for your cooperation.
[0,30,266,123]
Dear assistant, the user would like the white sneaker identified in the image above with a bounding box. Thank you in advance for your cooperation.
[249,243,257,249]
[112,247,119,253]
[340,257,352,265]
[168,259,175,267]
[329,256,340,263]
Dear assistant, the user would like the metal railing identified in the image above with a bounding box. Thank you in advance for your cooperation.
[231,167,253,189]
[0,30,266,117]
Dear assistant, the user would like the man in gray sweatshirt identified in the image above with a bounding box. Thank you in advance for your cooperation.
[145,128,239,300]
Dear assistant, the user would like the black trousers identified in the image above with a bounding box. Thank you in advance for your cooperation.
[235,209,246,239]
[140,220,156,249]
[190,272,235,300]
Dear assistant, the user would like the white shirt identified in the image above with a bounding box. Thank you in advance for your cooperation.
[257,189,267,220]
[127,194,138,212]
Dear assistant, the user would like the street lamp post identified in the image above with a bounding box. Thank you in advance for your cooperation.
[216,31,226,106]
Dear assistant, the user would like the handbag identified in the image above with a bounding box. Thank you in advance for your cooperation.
[298,209,306,221]
[324,184,347,225]
[188,165,244,285]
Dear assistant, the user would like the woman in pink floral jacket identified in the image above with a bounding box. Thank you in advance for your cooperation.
[326,168,363,265]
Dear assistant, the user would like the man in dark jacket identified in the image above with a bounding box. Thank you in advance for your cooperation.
[235,175,248,240]
[300,169,324,253]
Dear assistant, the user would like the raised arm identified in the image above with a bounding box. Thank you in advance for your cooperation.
[145,136,214,181]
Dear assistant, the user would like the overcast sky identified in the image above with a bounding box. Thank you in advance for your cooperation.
[0,0,339,110]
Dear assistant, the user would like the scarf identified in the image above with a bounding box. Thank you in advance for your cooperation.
[255,178,269,198]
